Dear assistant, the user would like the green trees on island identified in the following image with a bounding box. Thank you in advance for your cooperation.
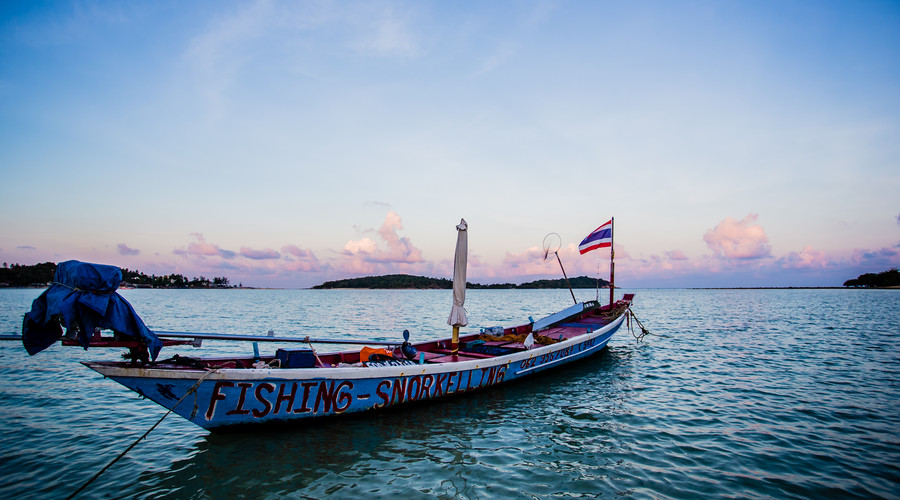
[0,262,232,289]
[843,268,900,288]
[313,274,452,289]
[4,262,898,289]
[0,262,57,287]
[120,268,231,288]
[312,274,610,289]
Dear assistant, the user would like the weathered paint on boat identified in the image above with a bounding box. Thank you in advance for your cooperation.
[85,301,628,431]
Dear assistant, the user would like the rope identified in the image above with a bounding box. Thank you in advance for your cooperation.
[50,281,115,294]
[305,337,327,367]
[626,306,666,342]
[66,367,220,500]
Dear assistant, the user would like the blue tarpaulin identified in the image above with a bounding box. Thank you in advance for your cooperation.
[22,260,162,361]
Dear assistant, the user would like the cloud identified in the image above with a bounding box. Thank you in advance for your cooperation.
[777,246,828,269]
[849,246,900,270]
[281,245,324,272]
[168,232,332,286]
[491,241,623,283]
[500,246,557,276]
[338,211,426,274]
[240,247,280,260]
[16,245,36,251]
[896,213,900,226]
[282,244,314,258]
[173,233,236,259]
[117,243,140,256]
[378,212,423,262]
[503,246,548,267]
[344,211,424,264]
[703,214,772,260]
[344,238,378,254]
[665,250,688,261]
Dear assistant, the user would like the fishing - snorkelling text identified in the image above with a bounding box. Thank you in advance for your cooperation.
[203,364,509,421]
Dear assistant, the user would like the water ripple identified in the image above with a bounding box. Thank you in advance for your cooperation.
[1,289,899,498]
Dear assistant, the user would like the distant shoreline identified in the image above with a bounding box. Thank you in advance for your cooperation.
[4,285,899,291]
[311,274,610,290]
[690,286,900,290]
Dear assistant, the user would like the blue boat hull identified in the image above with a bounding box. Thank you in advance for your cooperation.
[86,312,625,431]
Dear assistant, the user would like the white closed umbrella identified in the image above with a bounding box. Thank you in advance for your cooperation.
[448,218,467,355]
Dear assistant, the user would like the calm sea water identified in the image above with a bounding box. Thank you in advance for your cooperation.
[0,288,897,499]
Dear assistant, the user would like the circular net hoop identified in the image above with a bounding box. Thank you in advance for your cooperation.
[542,233,561,260]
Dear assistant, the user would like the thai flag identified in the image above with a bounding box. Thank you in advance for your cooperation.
[579,220,612,254]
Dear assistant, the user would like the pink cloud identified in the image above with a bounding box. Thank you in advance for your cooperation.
[778,246,829,269]
[503,246,549,267]
[344,238,378,255]
[374,211,424,264]
[500,246,559,276]
[703,214,772,260]
[166,236,329,286]
[485,241,642,283]
[117,243,140,256]
[281,245,324,272]
[665,250,688,261]
[489,242,624,282]
[174,233,236,259]
[240,247,280,260]
[849,246,900,269]
[614,248,706,280]
[281,245,315,258]
[338,212,425,274]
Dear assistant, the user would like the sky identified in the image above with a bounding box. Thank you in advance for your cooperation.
[1,0,898,288]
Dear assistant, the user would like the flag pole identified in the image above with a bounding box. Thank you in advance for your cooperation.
[609,217,615,306]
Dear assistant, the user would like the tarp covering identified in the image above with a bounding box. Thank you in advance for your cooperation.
[22,260,162,361]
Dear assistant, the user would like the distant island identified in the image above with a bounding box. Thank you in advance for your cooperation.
[312,274,610,289]
[0,262,236,289]
[4,262,897,290]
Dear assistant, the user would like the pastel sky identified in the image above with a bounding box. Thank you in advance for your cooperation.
[1,1,898,288]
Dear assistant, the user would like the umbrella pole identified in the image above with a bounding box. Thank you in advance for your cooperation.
[452,326,459,356]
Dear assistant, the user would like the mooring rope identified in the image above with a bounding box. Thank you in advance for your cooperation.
[626,306,665,342]
[66,367,220,500]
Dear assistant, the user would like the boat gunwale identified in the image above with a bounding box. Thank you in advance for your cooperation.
[84,313,626,382]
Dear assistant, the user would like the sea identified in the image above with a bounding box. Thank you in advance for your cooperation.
[0,288,897,499]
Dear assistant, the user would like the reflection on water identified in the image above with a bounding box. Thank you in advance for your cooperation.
[1,288,899,498]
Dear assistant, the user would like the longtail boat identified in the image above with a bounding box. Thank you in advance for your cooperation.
[18,220,635,432]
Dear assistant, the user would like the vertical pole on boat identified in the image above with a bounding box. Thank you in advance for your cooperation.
[543,233,576,305]
[448,219,468,357]
[609,217,615,306]
[556,252,577,305]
